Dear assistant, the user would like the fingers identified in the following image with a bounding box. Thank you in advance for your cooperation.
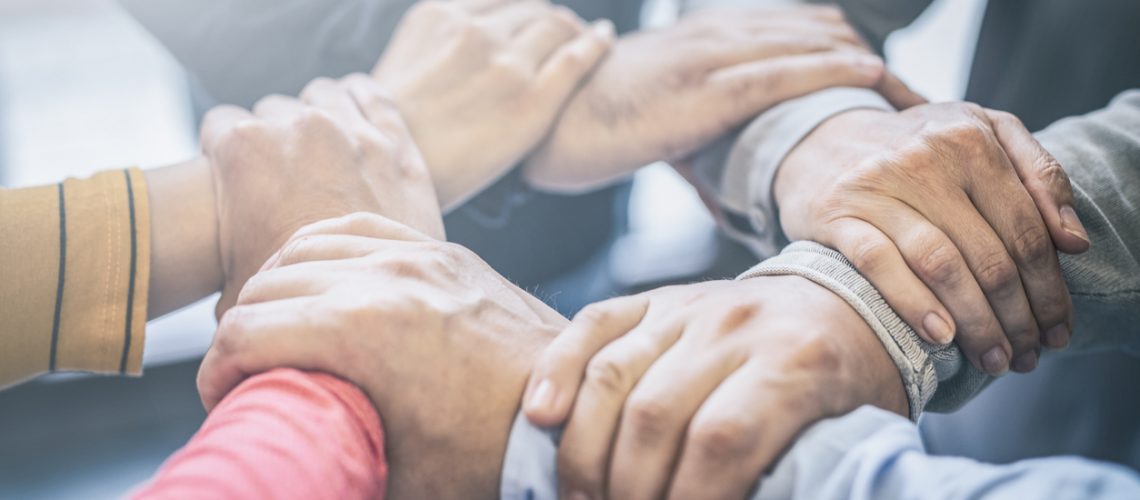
[985,110,1090,254]
[235,259,349,306]
[198,297,336,411]
[523,294,650,426]
[200,105,254,152]
[510,6,585,70]
[606,334,745,500]
[927,189,1042,372]
[534,19,614,95]
[819,217,955,345]
[699,33,858,68]
[867,202,1013,375]
[666,361,801,500]
[556,319,683,499]
[251,94,305,122]
[707,51,885,117]
[299,77,367,128]
[985,111,1079,349]
[341,74,417,142]
[261,234,387,271]
[287,212,433,244]
[877,71,928,109]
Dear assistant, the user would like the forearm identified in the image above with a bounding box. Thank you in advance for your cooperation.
[144,157,223,319]
[133,368,387,500]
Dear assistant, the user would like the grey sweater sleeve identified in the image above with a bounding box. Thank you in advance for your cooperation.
[742,90,1140,414]
[681,0,930,258]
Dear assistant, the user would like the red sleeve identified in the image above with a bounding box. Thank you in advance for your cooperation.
[131,368,388,500]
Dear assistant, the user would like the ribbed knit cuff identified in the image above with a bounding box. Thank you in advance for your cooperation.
[737,241,940,420]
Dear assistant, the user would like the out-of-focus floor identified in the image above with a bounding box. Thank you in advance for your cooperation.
[0,0,1001,498]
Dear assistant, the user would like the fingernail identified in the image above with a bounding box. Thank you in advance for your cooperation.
[528,379,556,413]
[1059,205,1090,244]
[922,313,954,344]
[1045,323,1070,349]
[982,347,1009,376]
[1013,350,1038,372]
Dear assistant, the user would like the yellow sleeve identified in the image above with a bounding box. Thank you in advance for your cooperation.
[0,168,151,387]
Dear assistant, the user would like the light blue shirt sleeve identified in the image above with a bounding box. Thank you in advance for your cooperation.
[501,406,1140,499]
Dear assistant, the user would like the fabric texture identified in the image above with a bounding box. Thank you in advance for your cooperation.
[736,90,1140,413]
[0,168,150,387]
[500,405,1140,499]
[132,368,387,500]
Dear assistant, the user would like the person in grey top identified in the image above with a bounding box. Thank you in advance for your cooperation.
[146,0,1138,498]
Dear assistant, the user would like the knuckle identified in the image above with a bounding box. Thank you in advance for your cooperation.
[913,240,963,287]
[573,302,618,327]
[297,107,336,129]
[1010,226,1053,269]
[625,395,675,439]
[275,235,314,266]
[689,416,757,462]
[974,254,1019,295]
[846,235,893,276]
[1036,156,1072,193]
[934,122,990,152]
[990,110,1023,128]
[215,307,255,354]
[583,356,628,395]
[788,334,843,374]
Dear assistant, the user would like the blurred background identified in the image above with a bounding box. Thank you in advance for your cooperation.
[14,0,1126,498]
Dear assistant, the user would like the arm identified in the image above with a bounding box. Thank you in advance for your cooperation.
[747,91,1140,414]
[131,369,387,500]
[0,159,224,387]
[502,406,1140,499]
[681,0,932,258]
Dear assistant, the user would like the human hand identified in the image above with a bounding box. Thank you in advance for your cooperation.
[522,277,907,500]
[775,103,1091,375]
[522,5,923,192]
[373,0,614,210]
[197,212,567,498]
[202,76,443,317]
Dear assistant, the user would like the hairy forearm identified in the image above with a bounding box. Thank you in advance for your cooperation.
[144,157,223,319]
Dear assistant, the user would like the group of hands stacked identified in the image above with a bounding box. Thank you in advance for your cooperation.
[191,0,1091,498]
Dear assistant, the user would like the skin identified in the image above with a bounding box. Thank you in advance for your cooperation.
[197,213,905,500]
[774,104,1090,375]
[153,3,1089,499]
[198,213,567,499]
[373,0,614,210]
[141,0,609,319]
[521,5,924,192]
[521,278,906,500]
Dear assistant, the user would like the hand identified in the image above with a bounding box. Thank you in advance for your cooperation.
[373,0,614,210]
[775,103,1091,375]
[202,76,443,317]
[522,277,907,500]
[521,5,924,192]
[197,212,567,498]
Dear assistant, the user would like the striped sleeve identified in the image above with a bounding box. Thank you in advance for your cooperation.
[0,168,151,387]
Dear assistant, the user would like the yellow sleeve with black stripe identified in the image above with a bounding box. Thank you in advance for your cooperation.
[0,168,150,388]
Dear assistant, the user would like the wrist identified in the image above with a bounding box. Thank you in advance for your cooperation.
[773,108,891,220]
[145,157,224,318]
